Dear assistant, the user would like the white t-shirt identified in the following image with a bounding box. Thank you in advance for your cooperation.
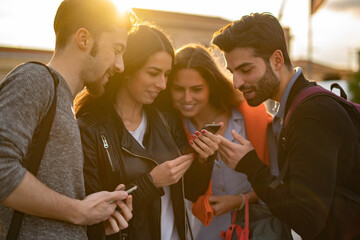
[129,111,179,240]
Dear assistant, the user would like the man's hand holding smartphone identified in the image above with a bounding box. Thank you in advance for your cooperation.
[105,184,134,235]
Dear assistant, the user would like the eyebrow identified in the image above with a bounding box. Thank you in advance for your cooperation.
[172,83,204,88]
[227,62,253,73]
[147,67,162,71]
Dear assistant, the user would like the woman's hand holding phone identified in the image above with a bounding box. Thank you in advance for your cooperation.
[149,154,194,188]
[187,122,222,160]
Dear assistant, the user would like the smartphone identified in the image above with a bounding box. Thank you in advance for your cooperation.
[202,123,220,134]
[125,184,137,194]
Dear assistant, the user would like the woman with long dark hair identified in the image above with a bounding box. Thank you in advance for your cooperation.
[155,43,273,239]
[75,25,219,240]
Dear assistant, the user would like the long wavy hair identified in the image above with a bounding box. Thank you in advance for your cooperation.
[155,43,242,112]
[75,23,174,117]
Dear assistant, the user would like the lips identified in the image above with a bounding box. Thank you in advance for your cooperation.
[240,87,255,99]
[149,91,159,98]
[181,104,196,111]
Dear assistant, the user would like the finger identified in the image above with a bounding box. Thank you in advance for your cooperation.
[173,157,193,174]
[218,135,234,149]
[168,154,193,167]
[208,195,219,203]
[172,159,193,181]
[197,132,218,151]
[116,197,133,222]
[106,190,128,203]
[125,194,133,212]
[115,184,125,191]
[192,136,210,152]
[111,211,129,230]
[231,129,248,145]
[107,216,120,233]
[190,142,210,159]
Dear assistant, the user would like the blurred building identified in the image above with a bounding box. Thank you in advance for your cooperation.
[0,8,231,81]
[0,47,52,81]
[133,8,231,49]
[0,8,354,83]
[293,59,354,82]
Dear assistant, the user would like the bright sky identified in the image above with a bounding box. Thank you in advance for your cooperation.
[0,0,359,71]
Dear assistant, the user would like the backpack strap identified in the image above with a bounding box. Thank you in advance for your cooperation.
[6,62,59,240]
[269,85,360,204]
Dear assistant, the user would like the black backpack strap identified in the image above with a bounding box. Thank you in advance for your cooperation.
[6,62,59,240]
[330,83,347,100]
[269,85,360,204]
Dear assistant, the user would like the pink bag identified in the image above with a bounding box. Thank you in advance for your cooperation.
[221,195,249,240]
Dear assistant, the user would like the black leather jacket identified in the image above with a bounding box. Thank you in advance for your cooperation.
[77,105,213,240]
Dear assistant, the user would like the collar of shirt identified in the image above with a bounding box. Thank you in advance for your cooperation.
[272,67,302,140]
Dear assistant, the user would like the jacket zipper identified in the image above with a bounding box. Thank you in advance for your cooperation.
[121,146,162,239]
[156,110,190,240]
[121,147,159,166]
[100,134,116,172]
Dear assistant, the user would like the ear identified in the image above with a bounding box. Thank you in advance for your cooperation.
[270,50,284,71]
[75,28,92,51]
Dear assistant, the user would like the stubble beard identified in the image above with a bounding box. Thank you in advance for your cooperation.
[82,42,106,97]
[243,63,280,107]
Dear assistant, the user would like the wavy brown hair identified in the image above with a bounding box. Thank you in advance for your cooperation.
[155,43,242,112]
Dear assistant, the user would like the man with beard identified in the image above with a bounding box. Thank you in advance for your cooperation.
[0,0,136,239]
[212,13,360,240]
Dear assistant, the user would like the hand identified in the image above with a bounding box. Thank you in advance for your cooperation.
[104,195,133,235]
[190,123,222,159]
[209,195,244,216]
[104,184,133,235]
[77,190,128,226]
[218,130,254,169]
[149,154,194,188]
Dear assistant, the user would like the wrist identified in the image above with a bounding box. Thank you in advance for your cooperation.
[66,199,86,225]
[234,193,245,211]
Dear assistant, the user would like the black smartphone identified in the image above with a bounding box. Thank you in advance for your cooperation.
[202,123,220,134]
[125,184,137,194]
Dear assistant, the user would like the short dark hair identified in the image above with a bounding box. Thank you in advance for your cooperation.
[75,23,174,116]
[212,13,292,68]
[158,43,242,112]
[54,0,137,50]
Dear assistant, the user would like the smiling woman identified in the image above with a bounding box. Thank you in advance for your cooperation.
[74,23,221,240]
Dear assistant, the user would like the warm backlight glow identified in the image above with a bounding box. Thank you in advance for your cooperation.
[0,0,359,70]
[112,0,133,16]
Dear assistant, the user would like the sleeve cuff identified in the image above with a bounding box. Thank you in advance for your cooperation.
[235,150,264,177]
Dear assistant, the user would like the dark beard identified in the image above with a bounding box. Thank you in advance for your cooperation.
[241,63,280,106]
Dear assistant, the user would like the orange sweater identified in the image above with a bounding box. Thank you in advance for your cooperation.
[188,101,272,225]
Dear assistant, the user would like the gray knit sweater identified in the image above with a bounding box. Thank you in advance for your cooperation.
[0,63,87,239]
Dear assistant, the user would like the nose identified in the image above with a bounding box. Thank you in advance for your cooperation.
[233,73,245,90]
[184,90,192,102]
[114,55,124,73]
[156,75,167,90]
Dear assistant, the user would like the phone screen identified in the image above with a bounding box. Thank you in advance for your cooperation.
[203,123,220,134]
